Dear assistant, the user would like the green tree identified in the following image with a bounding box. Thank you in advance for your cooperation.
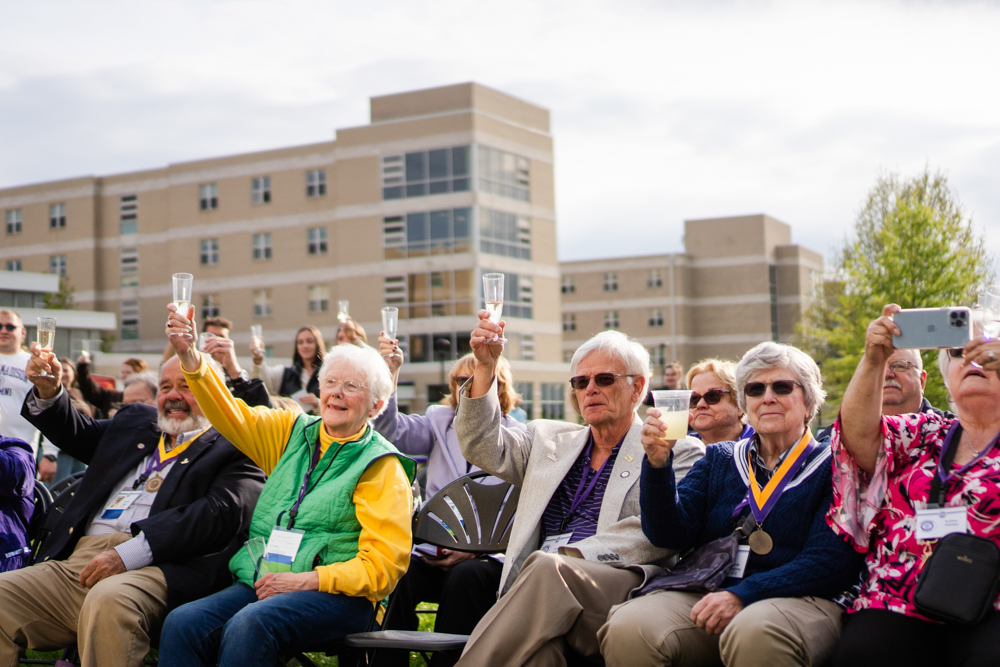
[44,275,76,310]
[796,169,997,417]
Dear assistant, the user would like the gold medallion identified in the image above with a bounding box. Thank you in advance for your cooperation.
[748,528,773,555]
[144,475,163,493]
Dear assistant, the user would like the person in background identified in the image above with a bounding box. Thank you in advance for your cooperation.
[642,360,686,407]
[122,372,159,408]
[828,305,1000,666]
[0,309,48,470]
[252,325,325,413]
[0,408,35,573]
[159,316,232,367]
[337,319,368,347]
[76,356,148,417]
[686,358,753,444]
[48,357,95,485]
[373,343,526,667]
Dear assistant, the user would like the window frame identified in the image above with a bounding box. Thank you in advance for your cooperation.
[199,183,218,211]
[603,272,618,292]
[604,310,619,330]
[252,232,272,260]
[306,169,327,197]
[252,289,273,318]
[200,239,220,266]
[251,176,271,205]
[307,227,328,255]
[307,285,330,313]
[49,203,66,229]
[6,209,22,235]
[120,247,139,288]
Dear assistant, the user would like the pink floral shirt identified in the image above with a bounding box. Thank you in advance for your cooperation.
[826,412,1000,619]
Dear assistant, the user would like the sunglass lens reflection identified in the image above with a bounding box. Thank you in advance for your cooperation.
[689,390,724,409]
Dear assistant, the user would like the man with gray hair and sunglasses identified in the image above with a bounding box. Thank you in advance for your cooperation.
[452,314,703,666]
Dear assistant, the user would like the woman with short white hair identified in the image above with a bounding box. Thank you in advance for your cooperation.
[158,310,414,667]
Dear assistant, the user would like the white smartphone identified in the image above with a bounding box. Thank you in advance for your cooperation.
[892,307,972,349]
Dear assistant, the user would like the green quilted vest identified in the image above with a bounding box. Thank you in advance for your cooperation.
[229,414,414,586]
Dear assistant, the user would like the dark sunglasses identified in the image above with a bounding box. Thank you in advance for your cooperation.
[568,373,635,390]
[744,380,803,398]
[947,348,965,359]
[0,323,19,332]
[689,389,731,409]
[453,375,470,385]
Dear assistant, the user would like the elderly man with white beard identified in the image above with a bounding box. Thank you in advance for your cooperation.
[0,350,265,667]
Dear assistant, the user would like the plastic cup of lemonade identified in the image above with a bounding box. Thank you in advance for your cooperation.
[650,390,692,440]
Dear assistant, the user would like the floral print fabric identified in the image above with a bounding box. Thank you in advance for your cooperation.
[826,411,1000,618]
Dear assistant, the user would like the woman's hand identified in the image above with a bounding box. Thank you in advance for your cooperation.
[26,342,61,399]
[863,303,901,369]
[254,571,319,600]
[251,346,264,366]
[203,336,241,379]
[378,332,403,374]
[423,550,476,571]
[963,336,1000,379]
[690,591,743,635]
[166,305,200,372]
[641,408,675,468]
[299,393,320,407]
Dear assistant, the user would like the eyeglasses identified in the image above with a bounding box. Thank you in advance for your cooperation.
[568,374,636,391]
[744,380,803,398]
[319,378,367,396]
[689,389,731,409]
[0,323,19,332]
[887,360,918,373]
[453,376,470,385]
[947,348,965,359]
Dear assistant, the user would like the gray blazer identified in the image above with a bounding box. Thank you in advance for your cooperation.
[455,378,704,594]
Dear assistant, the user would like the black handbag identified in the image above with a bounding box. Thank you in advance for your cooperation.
[913,428,1000,625]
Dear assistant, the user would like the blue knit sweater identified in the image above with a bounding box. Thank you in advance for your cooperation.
[641,439,864,606]
[0,436,35,573]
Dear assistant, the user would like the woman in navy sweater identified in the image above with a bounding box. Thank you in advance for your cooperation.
[0,411,35,573]
[600,342,863,667]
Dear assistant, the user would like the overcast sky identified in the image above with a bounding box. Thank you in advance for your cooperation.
[2,0,998,264]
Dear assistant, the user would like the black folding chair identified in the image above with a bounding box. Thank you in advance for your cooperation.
[285,472,521,666]
[48,470,86,499]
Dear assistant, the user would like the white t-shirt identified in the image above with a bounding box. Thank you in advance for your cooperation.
[0,349,41,457]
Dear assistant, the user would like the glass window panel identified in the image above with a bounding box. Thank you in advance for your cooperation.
[452,178,469,192]
[409,304,429,319]
[453,208,470,238]
[406,213,428,242]
[405,152,425,182]
[429,210,451,240]
[454,270,472,299]
[406,183,426,198]
[428,181,450,195]
[428,149,448,179]
[409,273,429,304]
[383,186,403,200]
[452,146,469,176]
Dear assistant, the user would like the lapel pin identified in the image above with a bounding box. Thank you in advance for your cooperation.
[137,444,145,449]
[625,454,634,462]
[547,453,558,462]
[181,458,190,465]
[621,471,630,478]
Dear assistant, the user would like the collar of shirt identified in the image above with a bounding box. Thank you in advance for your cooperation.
[746,435,794,486]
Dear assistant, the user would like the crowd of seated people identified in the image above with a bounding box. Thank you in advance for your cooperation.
[0,297,996,667]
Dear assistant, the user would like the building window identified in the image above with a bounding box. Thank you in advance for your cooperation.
[306,169,326,197]
[561,275,575,294]
[480,273,533,319]
[200,239,219,266]
[307,227,328,255]
[50,255,67,277]
[391,269,475,319]
[563,350,574,363]
[201,294,221,320]
[517,333,535,361]
[199,183,218,210]
[383,208,472,260]
[6,260,21,272]
[382,146,470,200]
[120,195,138,235]
[541,383,565,420]
[649,345,666,369]
[604,311,619,330]
[308,285,329,313]
[120,247,139,288]
[6,209,22,235]
[562,313,576,332]
[49,203,66,229]
[253,289,272,318]
[649,308,664,327]
[603,272,618,292]
[769,265,779,341]
[402,331,472,363]
[480,209,531,259]
[478,146,530,202]
[251,176,271,205]
[121,300,140,340]
[384,275,407,307]
[648,269,663,288]
[252,233,272,260]
[514,382,534,420]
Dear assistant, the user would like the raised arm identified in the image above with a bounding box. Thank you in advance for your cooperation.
[75,357,122,415]
[840,304,900,474]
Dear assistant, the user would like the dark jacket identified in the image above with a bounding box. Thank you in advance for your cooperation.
[278,363,320,398]
[0,436,34,572]
[21,392,265,610]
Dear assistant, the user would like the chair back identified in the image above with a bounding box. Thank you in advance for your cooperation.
[414,472,519,553]
[27,480,53,547]
[29,476,84,564]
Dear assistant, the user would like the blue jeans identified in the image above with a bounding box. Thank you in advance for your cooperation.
[158,582,374,667]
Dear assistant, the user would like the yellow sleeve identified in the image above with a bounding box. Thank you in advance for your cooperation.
[182,354,298,475]
[315,456,413,602]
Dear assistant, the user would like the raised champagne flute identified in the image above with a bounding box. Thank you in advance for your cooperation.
[251,325,264,353]
[171,273,194,339]
[981,285,1000,340]
[36,316,57,378]
[381,307,400,359]
[337,300,350,324]
[482,273,508,345]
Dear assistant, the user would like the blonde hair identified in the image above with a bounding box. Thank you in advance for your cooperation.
[444,353,520,415]
[270,396,304,414]
[685,358,738,394]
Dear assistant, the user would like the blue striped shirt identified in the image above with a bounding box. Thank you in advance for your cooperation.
[541,434,621,543]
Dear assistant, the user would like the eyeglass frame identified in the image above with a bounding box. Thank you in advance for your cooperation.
[0,323,21,332]
[568,373,636,391]
[319,377,368,396]
[743,380,803,398]
[689,389,732,409]
[886,360,920,373]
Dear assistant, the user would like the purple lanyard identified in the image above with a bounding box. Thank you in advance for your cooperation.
[937,422,1000,485]
[133,448,173,490]
[561,439,612,532]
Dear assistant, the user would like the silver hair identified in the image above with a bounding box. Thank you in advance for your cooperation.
[318,343,393,419]
[124,371,159,398]
[569,330,651,411]
[159,354,225,383]
[735,341,826,422]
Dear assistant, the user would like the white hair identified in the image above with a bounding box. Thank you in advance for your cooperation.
[318,343,393,419]
[735,341,826,422]
[569,330,651,411]
[124,371,159,398]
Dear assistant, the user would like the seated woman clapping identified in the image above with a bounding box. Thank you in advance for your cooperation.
[157,306,414,667]
[599,341,864,667]
[828,305,1000,667]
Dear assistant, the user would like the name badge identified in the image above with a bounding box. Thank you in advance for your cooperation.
[263,526,305,572]
[539,533,573,554]
[916,506,968,541]
[727,545,751,579]
[100,491,142,519]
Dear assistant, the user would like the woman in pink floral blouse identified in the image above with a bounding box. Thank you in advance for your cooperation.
[828,304,1000,667]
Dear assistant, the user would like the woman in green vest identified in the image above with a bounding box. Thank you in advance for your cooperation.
[159,307,414,667]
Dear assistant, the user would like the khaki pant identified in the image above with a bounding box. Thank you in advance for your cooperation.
[456,551,643,667]
[0,534,169,667]
[599,589,844,667]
